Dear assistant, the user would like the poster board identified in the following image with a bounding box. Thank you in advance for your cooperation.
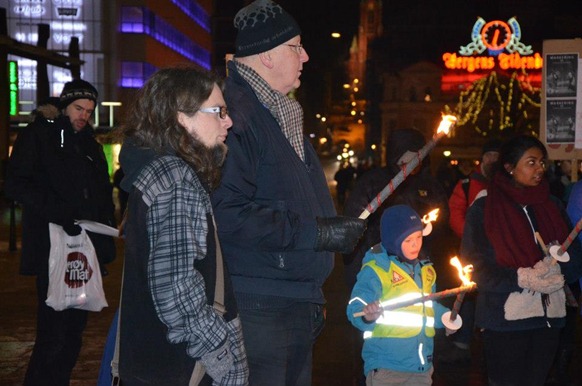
[541,39,582,162]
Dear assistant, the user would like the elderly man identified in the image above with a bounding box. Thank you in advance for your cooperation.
[211,1,366,384]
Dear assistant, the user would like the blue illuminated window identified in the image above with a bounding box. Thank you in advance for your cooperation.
[120,61,158,88]
[120,7,211,69]
[172,0,210,32]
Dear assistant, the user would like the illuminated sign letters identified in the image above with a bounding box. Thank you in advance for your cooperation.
[8,61,19,116]
[443,17,542,73]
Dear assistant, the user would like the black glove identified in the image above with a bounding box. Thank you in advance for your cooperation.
[62,218,82,236]
[315,216,366,253]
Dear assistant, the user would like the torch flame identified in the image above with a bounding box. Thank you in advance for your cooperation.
[437,115,457,136]
[422,208,439,224]
[449,256,474,286]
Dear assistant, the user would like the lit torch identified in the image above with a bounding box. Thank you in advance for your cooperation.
[535,232,578,307]
[352,255,475,319]
[421,208,440,236]
[442,256,475,331]
[359,115,457,220]
[547,217,582,263]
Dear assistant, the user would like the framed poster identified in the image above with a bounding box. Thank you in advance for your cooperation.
[546,99,576,143]
[541,40,582,160]
[545,54,577,98]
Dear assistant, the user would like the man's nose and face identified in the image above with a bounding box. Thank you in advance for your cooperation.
[65,99,95,132]
[270,36,309,95]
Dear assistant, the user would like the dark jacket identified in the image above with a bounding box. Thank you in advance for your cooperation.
[5,105,115,275]
[461,195,582,331]
[342,129,450,289]
[211,61,336,308]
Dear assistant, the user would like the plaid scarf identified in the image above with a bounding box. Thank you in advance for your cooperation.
[234,60,305,162]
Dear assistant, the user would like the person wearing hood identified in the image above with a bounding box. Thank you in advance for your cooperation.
[5,79,116,385]
[343,128,450,290]
[347,205,457,385]
[116,66,248,385]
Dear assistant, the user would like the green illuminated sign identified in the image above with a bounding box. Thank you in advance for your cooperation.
[8,61,18,116]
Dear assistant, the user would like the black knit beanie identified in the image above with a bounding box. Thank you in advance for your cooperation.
[59,79,98,109]
[234,0,301,57]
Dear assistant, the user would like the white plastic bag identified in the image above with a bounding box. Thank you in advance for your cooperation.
[46,223,108,312]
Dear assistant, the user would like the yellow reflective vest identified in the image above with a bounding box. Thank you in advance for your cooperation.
[363,259,437,339]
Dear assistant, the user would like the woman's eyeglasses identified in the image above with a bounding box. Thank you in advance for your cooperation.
[199,106,229,119]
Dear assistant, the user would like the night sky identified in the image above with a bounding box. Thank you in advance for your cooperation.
[226,0,582,127]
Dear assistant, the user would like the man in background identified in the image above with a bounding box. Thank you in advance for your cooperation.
[5,79,116,385]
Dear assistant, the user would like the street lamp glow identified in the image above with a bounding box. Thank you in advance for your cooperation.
[331,32,341,38]
[443,150,451,157]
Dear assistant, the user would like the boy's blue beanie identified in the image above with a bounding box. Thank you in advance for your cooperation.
[381,205,423,256]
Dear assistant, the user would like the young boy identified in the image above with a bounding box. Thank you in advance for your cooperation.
[347,205,459,385]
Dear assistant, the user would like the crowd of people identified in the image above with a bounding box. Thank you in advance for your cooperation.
[4,0,582,385]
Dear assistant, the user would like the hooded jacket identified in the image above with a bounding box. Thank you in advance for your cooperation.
[5,103,116,275]
[118,140,247,385]
[347,245,448,375]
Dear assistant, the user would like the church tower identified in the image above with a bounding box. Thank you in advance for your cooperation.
[348,0,383,83]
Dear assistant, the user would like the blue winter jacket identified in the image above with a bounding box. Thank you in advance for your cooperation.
[211,61,336,306]
[347,245,448,376]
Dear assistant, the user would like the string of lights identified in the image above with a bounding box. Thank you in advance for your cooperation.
[445,71,541,137]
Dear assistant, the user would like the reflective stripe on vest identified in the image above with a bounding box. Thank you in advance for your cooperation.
[362,260,437,339]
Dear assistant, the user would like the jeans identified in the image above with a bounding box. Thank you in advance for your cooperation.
[238,302,324,386]
[24,272,88,386]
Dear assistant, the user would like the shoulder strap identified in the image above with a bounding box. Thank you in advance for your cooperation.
[188,216,225,385]
[112,213,226,386]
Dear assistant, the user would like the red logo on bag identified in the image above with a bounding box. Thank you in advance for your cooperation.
[64,252,93,288]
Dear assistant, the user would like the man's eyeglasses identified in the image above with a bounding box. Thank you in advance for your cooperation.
[284,43,303,55]
[199,106,229,119]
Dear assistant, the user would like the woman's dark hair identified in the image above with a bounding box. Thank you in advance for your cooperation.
[493,135,548,177]
[120,64,224,183]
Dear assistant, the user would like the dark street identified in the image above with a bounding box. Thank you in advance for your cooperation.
[2,182,582,385]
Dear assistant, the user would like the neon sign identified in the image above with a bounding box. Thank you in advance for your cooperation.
[442,17,542,73]
[8,61,19,116]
